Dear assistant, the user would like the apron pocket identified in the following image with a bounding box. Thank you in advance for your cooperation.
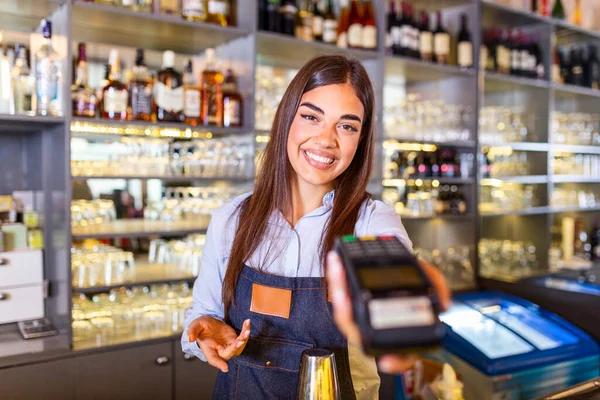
[233,336,313,399]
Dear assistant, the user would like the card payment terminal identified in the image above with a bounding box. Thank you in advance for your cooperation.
[334,235,446,356]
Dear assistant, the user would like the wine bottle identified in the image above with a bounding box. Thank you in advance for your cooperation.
[311,0,323,42]
[457,13,472,69]
[570,47,584,86]
[419,11,432,62]
[386,1,397,55]
[573,0,582,26]
[266,0,281,32]
[347,0,363,49]
[433,11,450,64]
[551,0,565,19]
[399,2,410,57]
[361,0,377,50]
[280,0,297,36]
[322,0,337,45]
[409,4,420,59]
[591,218,600,260]
[510,29,521,76]
[337,0,349,48]
[587,45,600,90]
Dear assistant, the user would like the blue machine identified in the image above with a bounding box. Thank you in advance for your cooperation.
[397,292,599,400]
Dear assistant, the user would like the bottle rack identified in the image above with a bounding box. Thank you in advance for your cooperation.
[1,0,600,357]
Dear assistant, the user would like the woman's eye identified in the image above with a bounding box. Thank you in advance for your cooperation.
[341,124,358,132]
[301,114,318,122]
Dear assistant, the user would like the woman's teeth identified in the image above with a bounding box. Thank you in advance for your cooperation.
[305,151,334,165]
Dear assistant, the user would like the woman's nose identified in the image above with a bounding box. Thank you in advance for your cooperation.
[313,124,337,148]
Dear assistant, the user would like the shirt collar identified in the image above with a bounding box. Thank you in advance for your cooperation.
[268,190,336,228]
[322,190,335,209]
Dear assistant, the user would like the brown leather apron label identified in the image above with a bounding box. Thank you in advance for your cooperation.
[250,283,292,319]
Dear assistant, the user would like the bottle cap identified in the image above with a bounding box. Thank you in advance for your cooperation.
[163,50,175,68]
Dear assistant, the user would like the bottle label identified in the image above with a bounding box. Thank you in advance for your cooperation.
[312,16,324,36]
[183,0,205,16]
[302,15,313,41]
[400,25,411,49]
[184,88,201,118]
[161,0,180,13]
[208,0,227,15]
[348,23,363,47]
[480,45,488,70]
[131,82,152,116]
[323,19,338,43]
[391,26,402,46]
[412,27,420,51]
[205,88,222,124]
[36,59,58,102]
[104,89,128,113]
[420,31,432,55]
[511,49,520,71]
[520,50,530,71]
[458,41,473,67]
[223,97,241,126]
[337,32,348,48]
[434,33,450,56]
[155,82,184,112]
[362,25,377,49]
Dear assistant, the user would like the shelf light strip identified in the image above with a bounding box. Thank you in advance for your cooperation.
[70,121,215,139]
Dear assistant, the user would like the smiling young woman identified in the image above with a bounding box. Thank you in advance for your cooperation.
[182,55,448,400]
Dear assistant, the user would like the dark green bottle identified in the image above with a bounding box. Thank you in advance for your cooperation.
[551,0,565,19]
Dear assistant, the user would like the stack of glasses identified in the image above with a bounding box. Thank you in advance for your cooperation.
[479,106,535,145]
[553,112,600,146]
[415,246,475,289]
[478,239,540,279]
[72,245,135,289]
[71,199,117,229]
[72,283,192,348]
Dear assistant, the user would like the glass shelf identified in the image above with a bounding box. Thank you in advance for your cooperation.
[550,205,600,213]
[480,176,549,184]
[484,72,551,92]
[552,176,600,184]
[73,261,196,294]
[383,178,475,187]
[480,206,552,217]
[385,55,475,82]
[0,114,65,133]
[71,175,253,183]
[71,218,210,240]
[482,142,550,152]
[0,0,65,33]
[551,144,600,155]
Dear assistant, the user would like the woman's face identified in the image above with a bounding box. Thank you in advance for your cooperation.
[287,83,364,191]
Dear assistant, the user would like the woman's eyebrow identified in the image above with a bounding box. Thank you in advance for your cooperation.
[299,102,325,115]
[340,114,362,123]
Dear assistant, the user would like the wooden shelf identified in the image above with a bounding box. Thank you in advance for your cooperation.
[73,261,196,294]
[256,31,379,69]
[72,218,210,240]
[385,55,475,82]
[71,1,249,54]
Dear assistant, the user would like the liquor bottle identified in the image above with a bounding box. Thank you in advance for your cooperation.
[200,48,224,126]
[496,30,510,74]
[222,63,243,128]
[570,47,584,86]
[586,45,600,90]
[572,0,582,26]
[0,44,12,114]
[183,0,207,21]
[551,0,565,19]
[35,19,63,117]
[361,0,377,50]
[552,46,563,84]
[266,0,281,32]
[158,0,181,15]
[311,0,324,42]
[206,0,228,26]
[433,11,450,64]
[531,0,537,12]
[322,0,337,45]
[559,48,572,84]
[591,218,600,260]
[347,0,363,49]
[449,185,467,215]
[419,11,433,62]
[280,0,297,36]
[390,2,402,55]
[457,13,472,69]
[183,60,201,125]
[129,49,153,121]
[71,43,96,118]
[101,49,128,120]
[12,45,36,116]
[539,0,549,16]
[337,0,350,48]
[154,50,184,122]
[120,0,152,12]
[532,35,545,79]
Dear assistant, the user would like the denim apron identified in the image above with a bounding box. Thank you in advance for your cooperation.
[212,265,357,399]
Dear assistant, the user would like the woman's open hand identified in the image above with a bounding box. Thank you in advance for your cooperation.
[326,250,451,374]
[188,316,251,373]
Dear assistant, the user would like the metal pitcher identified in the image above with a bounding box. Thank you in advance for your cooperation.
[296,349,341,400]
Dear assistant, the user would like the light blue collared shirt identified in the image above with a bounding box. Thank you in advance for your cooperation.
[181,191,413,398]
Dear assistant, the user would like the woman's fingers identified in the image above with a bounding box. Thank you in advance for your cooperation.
[326,251,362,345]
[219,319,251,359]
[198,339,230,373]
[377,355,416,374]
[419,260,452,312]
[187,318,205,343]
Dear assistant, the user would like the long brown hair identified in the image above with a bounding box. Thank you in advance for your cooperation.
[222,55,375,317]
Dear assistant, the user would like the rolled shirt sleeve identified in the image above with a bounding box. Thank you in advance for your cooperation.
[358,199,413,251]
